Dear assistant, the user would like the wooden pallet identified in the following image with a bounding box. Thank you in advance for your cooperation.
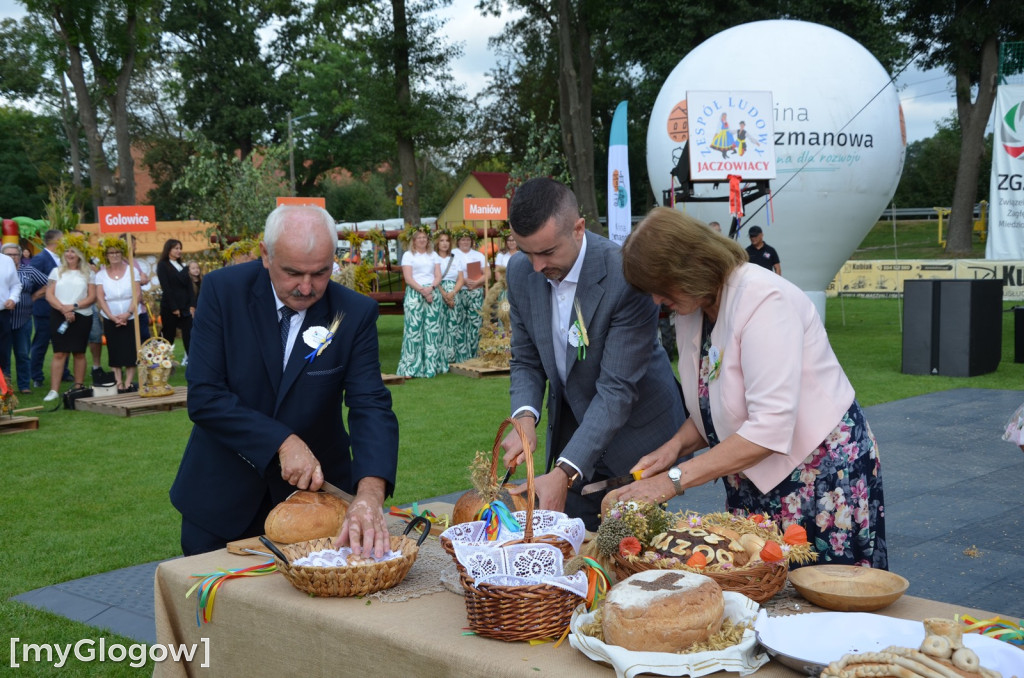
[0,416,40,434]
[449,358,510,379]
[73,387,188,417]
[381,373,406,385]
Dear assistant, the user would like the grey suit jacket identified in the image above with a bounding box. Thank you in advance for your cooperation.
[506,231,686,480]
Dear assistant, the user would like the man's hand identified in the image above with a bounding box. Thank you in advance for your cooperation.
[277,434,324,491]
[507,469,568,512]
[500,414,537,470]
[334,477,389,557]
[3,299,13,310]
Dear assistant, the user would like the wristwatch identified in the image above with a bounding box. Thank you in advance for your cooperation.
[555,461,581,488]
[667,466,685,496]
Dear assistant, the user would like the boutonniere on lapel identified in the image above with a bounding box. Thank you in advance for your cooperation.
[302,312,344,363]
[707,345,723,382]
[567,298,589,361]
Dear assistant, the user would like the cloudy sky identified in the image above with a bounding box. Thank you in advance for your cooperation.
[1,0,959,144]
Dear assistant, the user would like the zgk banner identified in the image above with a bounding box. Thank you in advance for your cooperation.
[97,205,157,233]
[607,100,632,246]
[986,84,1024,260]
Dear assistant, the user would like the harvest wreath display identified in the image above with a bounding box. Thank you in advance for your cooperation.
[596,501,816,603]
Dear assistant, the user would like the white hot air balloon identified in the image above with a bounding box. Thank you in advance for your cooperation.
[647,19,906,317]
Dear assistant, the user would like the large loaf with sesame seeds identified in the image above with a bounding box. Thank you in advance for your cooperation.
[602,570,725,653]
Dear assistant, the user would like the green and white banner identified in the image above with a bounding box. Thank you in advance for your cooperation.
[986,84,1024,260]
[607,101,632,246]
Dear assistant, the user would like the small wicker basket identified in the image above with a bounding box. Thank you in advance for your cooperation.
[453,417,584,642]
[136,336,175,398]
[610,552,789,603]
[269,517,430,597]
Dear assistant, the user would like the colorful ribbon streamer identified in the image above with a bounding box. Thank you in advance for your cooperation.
[388,503,449,535]
[961,614,1024,647]
[479,500,521,540]
[728,174,743,218]
[186,560,277,625]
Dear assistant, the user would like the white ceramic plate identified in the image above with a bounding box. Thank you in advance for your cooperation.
[754,611,1024,676]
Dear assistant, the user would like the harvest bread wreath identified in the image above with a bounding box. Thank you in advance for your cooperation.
[596,502,816,603]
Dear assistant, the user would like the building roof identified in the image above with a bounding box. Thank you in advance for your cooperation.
[472,172,511,199]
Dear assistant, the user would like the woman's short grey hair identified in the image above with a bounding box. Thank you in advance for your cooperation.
[263,205,338,258]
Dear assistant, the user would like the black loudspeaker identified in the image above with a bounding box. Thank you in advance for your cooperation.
[902,280,1003,377]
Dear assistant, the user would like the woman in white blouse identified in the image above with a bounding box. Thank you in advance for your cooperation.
[396,228,446,377]
[433,231,463,365]
[95,239,142,392]
[451,229,489,362]
[43,244,96,401]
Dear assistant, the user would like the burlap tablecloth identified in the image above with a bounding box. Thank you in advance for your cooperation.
[153,507,1009,678]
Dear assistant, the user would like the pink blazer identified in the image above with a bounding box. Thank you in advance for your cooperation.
[674,264,855,493]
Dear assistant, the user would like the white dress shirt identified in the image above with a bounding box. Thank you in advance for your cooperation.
[0,251,22,306]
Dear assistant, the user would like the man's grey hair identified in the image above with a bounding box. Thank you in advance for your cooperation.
[263,205,338,258]
[1,242,21,254]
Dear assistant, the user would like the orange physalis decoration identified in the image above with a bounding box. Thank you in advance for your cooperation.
[749,514,766,524]
[783,524,808,545]
[686,552,708,569]
[760,541,784,563]
[618,536,642,558]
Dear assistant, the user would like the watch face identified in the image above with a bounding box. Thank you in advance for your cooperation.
[668,467,681,480]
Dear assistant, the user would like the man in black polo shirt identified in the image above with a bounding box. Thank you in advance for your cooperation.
[746,226,781,275]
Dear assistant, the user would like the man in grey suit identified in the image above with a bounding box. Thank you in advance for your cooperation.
[501,178,686,529]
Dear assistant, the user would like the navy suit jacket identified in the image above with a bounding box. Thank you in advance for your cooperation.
[28,249,59,316]
[170,260,399,540]
[506,231,685,480]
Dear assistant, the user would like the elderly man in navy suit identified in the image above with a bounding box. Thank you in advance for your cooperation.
[170,205,399,556]
[501,178,686,530]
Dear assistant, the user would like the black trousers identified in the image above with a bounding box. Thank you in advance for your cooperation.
[180,489,273,556]
[161,311,192,354]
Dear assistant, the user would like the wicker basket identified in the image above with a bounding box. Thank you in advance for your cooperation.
[455,417,585,641]
[269,517,430,597]
[610,552,788,603]
[136,337,175,398]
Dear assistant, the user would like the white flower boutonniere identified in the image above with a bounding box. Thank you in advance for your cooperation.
[302,312,344,363]
[707,345,723,382]
[568,298,589,361]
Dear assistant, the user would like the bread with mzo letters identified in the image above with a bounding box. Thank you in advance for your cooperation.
[264,491,348,543]
[602,570,725,653]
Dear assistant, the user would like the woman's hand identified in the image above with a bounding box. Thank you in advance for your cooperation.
[420,285,434,303]
[602,473,676,514]
[629,436,684,478]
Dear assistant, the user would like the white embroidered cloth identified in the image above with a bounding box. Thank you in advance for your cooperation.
[452,541,588,598]
[292,547,401,568]
[439,509,586,554]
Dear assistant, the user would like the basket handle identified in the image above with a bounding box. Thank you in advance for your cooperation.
[490,417,535,543]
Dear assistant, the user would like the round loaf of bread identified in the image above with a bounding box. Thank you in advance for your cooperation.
[602,570,725,653]
[264,491,348,544]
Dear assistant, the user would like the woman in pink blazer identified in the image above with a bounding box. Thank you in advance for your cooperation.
[612,208,887,569]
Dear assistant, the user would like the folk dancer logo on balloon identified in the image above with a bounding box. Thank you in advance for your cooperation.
[1001,102,1024,159]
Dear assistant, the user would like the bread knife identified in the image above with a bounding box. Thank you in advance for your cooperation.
[320,480,355,504]
[580,470,644,495]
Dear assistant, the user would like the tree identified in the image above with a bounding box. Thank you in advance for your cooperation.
[894,0,1024,255]
[0,106,69,218]
[173,134,287,240]
[23,0,162,209]
[161,0,285,160]
[893,115,991,209]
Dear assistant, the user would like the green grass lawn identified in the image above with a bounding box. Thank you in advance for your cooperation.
[850,218,988,260]
[3,260,1023,674]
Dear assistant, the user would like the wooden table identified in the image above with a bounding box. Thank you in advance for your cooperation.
[153,543,1013,678]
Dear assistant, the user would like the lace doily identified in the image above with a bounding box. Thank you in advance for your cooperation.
[452,541,588,598]
[439,509,586,554]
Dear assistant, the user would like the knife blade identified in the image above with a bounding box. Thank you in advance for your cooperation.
[580,470,644,495]
[319,480,355,504]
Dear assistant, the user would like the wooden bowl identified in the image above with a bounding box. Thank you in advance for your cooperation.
[789,565,909,612]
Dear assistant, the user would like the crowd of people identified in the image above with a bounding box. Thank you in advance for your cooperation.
[0,231,201,401]
[395,226,495,378]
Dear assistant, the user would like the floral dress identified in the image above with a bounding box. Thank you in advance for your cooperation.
[697,315,888,569]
